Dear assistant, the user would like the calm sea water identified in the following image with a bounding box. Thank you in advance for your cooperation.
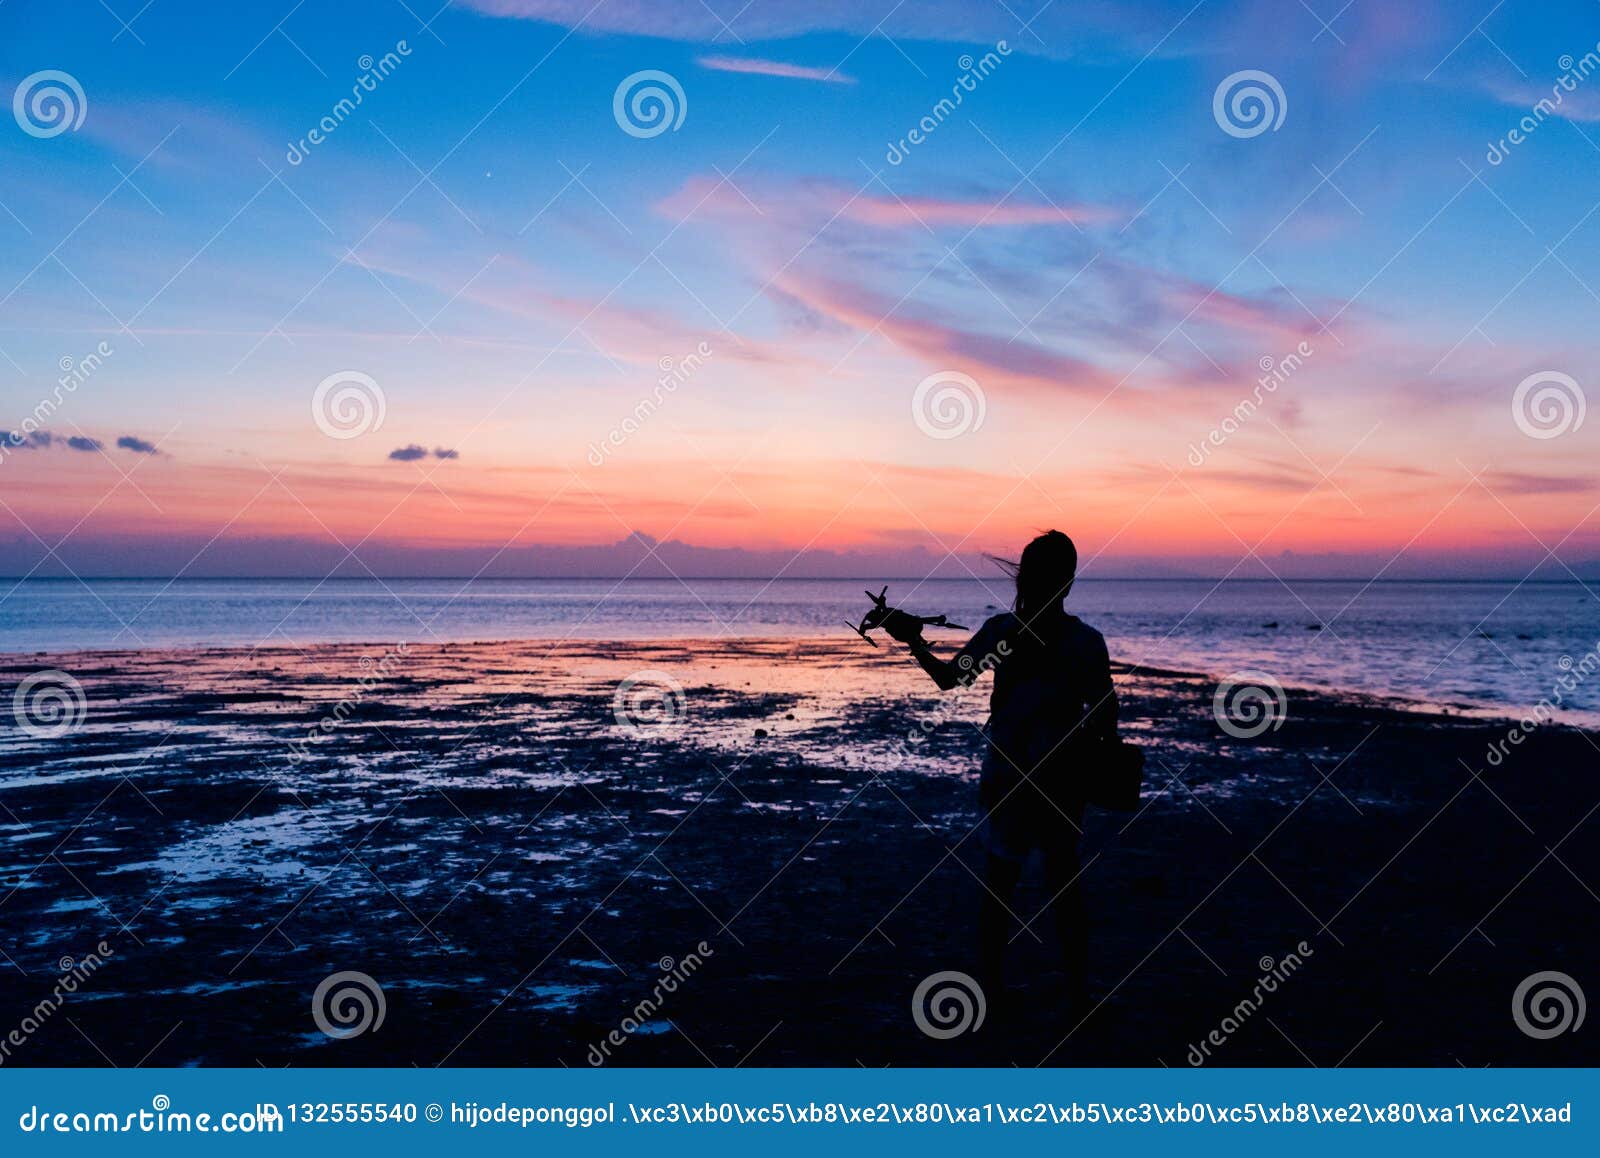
[2,577,1598,720]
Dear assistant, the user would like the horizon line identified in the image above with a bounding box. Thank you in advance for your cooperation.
[3,575,1596,584]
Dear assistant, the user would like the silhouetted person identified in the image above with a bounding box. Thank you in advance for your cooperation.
[883,530,1116,1011]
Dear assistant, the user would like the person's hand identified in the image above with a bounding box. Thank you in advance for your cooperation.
[880,608,925,645]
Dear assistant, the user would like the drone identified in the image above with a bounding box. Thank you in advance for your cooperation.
[846,585,967,647]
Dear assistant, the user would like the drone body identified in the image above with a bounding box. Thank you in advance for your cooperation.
[847,586,967,646]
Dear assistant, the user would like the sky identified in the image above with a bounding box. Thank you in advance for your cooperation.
[1,0,1598,579]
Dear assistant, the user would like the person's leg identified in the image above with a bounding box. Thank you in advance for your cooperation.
[978,852,1023,996]
[1043,840,1088,1007]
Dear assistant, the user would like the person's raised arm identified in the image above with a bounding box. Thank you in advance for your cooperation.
[906,635,963,690]
[884,615,998,692]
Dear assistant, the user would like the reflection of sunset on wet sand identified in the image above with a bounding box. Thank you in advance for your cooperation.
[3,637,1594,1065]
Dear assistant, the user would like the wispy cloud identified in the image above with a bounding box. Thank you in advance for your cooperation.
[1159,278,1320,344]
[1481,75,1600,123]
[775,271,1129,397]
[846,193,1114,229]
[454,0,1210,59]
[343,246,815,373]
[1483,471,1595,496]
[117,435,160,455]
[697,55,854,84]
[659,176,1115,230]
[456,0,1021,44]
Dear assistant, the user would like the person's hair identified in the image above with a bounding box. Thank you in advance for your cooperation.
[991,530,1078,622]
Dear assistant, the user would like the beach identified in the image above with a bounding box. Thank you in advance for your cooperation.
[1,638,1596,1068]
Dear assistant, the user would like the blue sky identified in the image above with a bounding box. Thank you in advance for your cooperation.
[1,0,1598,577]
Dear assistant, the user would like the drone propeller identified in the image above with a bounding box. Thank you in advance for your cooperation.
[844,620,879,646]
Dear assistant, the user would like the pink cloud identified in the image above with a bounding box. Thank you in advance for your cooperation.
[1161,279,1319,344]
[457,0,1069,48]
[658,175,1114,231]
[454,0,1255,62]
[697,55,854,85]
[340,247,817,373]
[845,194,1114,229]
[774,271,1131,398]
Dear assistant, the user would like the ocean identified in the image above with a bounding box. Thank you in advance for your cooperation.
[2,577,1597,722]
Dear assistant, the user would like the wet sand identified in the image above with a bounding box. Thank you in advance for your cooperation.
[1,638,1596,1067]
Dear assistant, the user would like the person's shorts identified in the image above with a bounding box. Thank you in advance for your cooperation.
[978,746,1085,861]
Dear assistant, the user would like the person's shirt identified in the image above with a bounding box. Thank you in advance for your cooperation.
[952,611,1117,768]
